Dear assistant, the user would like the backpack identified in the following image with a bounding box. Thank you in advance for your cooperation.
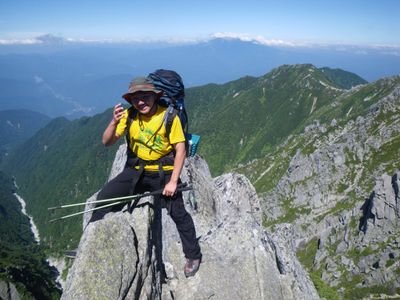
[148,69,188,136]
[126,69,200,158]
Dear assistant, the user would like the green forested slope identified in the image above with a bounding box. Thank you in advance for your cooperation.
[0,109,51,163]
[1,109,120,253]
[0,64,367,255]
[233,75,400,299]
[320,67,368,89]
[237,76,400,194]
[186,64,366,175]
[0,172,33,247]
[0,171,60,299]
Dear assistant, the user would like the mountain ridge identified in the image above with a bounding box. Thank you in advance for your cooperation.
[188,64,367,174]
[1,64,399,298]
[235,75,400,298]
[0,65,372,253]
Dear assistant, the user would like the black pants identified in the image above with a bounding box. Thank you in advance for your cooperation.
[89,167,202,260]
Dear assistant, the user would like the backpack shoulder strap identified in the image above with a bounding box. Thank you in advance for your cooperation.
[163,106,178,138]
[125,107,137,156]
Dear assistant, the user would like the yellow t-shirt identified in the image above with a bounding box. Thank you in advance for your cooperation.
[116,106,185,171]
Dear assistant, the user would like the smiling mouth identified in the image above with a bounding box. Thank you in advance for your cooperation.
[137,104,149,110]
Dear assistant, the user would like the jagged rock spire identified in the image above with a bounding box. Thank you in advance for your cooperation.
[62,146,319,300]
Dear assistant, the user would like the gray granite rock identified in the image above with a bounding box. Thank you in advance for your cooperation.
[62,149,319,300]
[0,281,20,300]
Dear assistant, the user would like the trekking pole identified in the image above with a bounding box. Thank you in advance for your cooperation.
[48,199,125,223]
[47,183,190,210]
[48,185,193,223]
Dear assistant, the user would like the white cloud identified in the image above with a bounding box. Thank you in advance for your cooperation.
[1,32,400,58]
[211,32,400,56]
[36,34,66,44]
[0,38,38,45]
[0,34,68,45]
[212,32,300,47]
[0,34,203,46]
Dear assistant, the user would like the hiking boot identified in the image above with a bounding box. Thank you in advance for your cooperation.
[184,258,201,277]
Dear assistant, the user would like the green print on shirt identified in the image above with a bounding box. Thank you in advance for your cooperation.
[138,128,163,151]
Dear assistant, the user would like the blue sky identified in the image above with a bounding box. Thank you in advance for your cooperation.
[0,0,399,46]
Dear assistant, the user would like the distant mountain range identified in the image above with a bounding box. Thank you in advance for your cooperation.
[0,37,399,118]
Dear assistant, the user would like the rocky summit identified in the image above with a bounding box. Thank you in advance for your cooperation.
[62,146,319,300]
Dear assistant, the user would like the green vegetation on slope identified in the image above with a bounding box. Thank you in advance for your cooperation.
[0,171,61,299]
[1,109,120,254]
[0,64,375,268]
[0,109,51,163]
[240,76,400,195]
[320,67,368,89]
[274,76,400,299]
[187,64,365,175]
